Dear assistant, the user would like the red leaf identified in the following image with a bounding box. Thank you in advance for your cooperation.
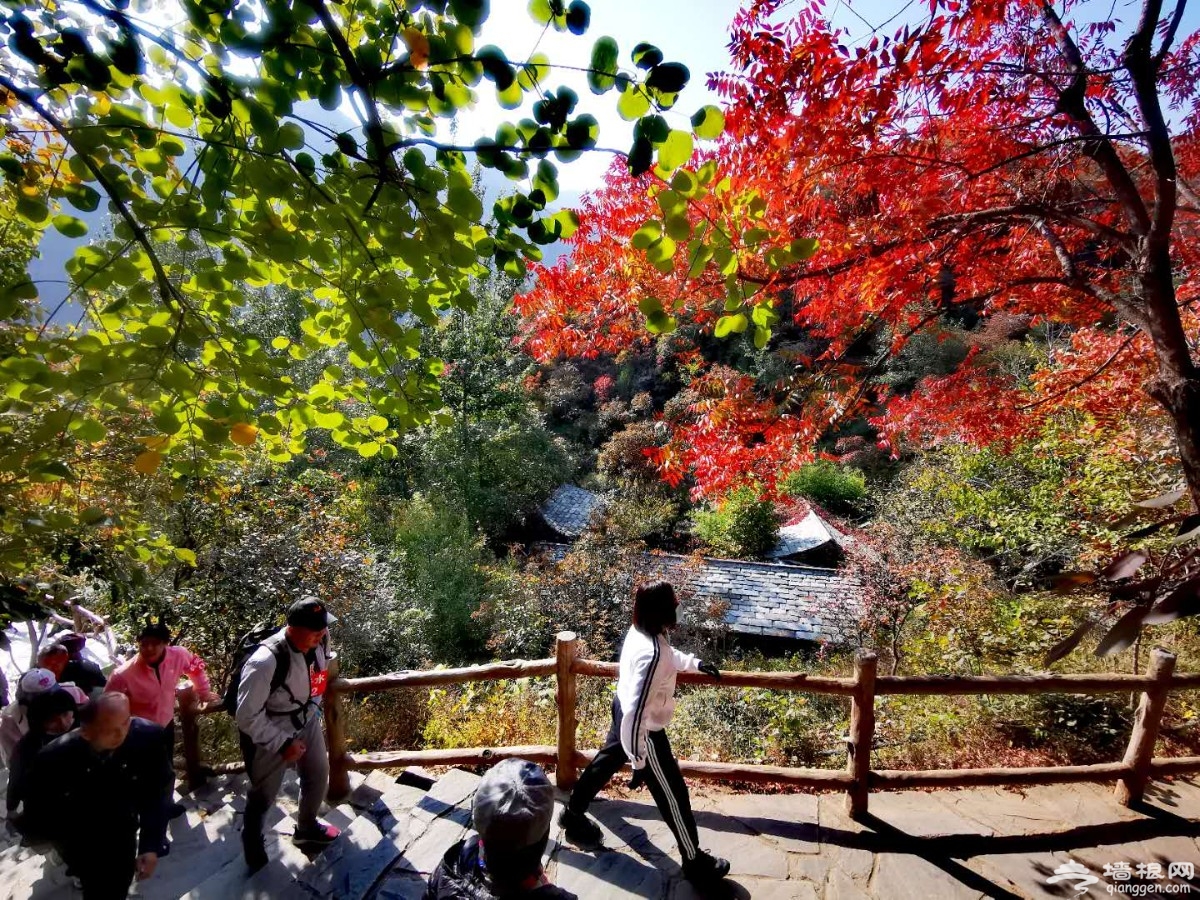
[1094,605,1150,658]
[1142,576,1200,625]
[1133,488,1187,509]
[1043,619,1096,667]
[1051,572,1097,593]
[1100,550,1148,581]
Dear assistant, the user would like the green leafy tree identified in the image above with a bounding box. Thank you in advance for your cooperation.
[691,484,780,559]
[0,0,720,616]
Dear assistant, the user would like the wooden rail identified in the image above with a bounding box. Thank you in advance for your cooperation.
[178,635,1200,817]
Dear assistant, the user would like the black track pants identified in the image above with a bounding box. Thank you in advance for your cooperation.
[568,697,701,862]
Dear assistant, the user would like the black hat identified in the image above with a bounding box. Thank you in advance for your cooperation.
[472,759,555,853]
[286,596,336,630]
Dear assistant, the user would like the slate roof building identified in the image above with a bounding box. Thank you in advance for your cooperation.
[537,484,607,539]
[536,542,863,647]
[653,553,862,646]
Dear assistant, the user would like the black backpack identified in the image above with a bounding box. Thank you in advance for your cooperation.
[222,623,292,716]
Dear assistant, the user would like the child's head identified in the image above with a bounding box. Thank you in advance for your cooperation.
[472,759,555,890]
[632,580,679,636]
[27,686,77,737]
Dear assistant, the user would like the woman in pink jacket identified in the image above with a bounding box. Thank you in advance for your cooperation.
[107,621,219,838]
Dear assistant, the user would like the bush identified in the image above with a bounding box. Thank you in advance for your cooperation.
[691,485,780,558]
[391,495,495,664]
[779,460,868,514]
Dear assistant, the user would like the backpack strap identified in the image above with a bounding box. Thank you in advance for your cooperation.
[261,631,313,729]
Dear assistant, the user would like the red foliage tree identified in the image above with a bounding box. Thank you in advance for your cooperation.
[517,0,1200,507]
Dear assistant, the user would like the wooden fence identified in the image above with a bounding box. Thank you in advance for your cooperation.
[180,632,1200,818]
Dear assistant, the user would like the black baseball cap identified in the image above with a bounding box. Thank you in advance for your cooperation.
[286,596,336,630]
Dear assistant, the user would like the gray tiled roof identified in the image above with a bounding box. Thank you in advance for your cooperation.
[535,543,863,646]
[768,511,838,559]
[539,485,606,538]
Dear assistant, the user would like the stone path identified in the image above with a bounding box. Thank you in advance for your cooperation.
[1,768,1198,898]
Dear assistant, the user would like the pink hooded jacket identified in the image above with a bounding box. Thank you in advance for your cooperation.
[107,646,211,726]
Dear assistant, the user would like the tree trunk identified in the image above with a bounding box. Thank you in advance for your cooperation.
[1148,372,1200,511]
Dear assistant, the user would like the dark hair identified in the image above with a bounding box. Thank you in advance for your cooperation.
[27,687,76,730]
[632,581,678,636]
[37,643,68,660]
[483,834,550,890]
[138,620,171,642]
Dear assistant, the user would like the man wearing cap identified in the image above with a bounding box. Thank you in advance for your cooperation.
[236,597,340,871]
[425,759,577,900]
[0,668,63,765]
[56,632,108,697]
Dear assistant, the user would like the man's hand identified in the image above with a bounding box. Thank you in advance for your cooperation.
[136,852,158,880]
[282,739,307,762]
[698,661,721,680]
[202,691,221,704]
[629,768,646,791]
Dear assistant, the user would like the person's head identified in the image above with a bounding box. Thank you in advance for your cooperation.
[79,692,131,751]
[471,759,555,890]
[17,668,58,708]
[285,596,334,652]
[136,620,172,665]
[27,687,77,737]
[57,632,87,659]
[632,581,680,636]
[36,644,69,679]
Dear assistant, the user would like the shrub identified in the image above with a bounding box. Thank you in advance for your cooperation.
[779,460,868,514]
[691,485,780,558]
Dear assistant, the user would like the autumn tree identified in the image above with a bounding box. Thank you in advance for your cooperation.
[518,0,1200,510]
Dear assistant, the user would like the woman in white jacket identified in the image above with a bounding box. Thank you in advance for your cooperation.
[559,581,731,888]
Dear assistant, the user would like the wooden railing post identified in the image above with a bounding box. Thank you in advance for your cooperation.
[556,631,579,790]
[1115,647,1176,806]
[70,602,85,634]
[325,657,351,803]
[846,649,877,819]
[179,697,205,792]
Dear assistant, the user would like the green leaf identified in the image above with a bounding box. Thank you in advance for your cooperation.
[789,237,819,260]
[565,0,590,34]
[51,214,88,238]
[173,547,198,566]
[715,313,748,338]
[449,0,490,29]
[16,196,49,225]
[631,43,663,69]
[753,326,771,349]
[690,105,725,140]
[638,296,663,317]
[631,220,662,250]
[367,415,389,433]
[588,36,619,95]
[657,130,693,171]
[618,86,651,121]
[646,62,689,93]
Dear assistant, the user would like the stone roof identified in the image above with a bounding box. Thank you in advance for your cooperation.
[538,485,606,538]
[656,554,862,645]
[535,543,863,646]
[768,511,839,559]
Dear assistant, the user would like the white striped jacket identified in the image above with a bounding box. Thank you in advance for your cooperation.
[616,626,699,769]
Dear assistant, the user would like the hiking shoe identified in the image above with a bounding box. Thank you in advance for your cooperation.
[293,821,340,846]
[243,838,268,873]
[559,808,603,846]
[683,852,731,885]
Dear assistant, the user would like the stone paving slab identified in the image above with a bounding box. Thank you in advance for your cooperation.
[3,767,1198,899]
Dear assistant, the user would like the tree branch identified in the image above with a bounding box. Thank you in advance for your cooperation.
[1041,1,1153,236]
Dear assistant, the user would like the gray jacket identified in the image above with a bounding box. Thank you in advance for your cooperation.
[235,630,328,754]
